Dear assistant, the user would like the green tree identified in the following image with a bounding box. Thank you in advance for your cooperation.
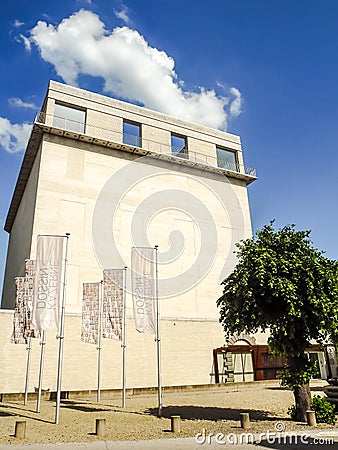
[217,222,338,422]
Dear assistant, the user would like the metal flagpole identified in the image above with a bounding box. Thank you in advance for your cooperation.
[154,245,163,417]
[55,233,70,425]
[122,266,127,408]
[97,280,103,403]
[36,330,46,413]
[24,336,32,406]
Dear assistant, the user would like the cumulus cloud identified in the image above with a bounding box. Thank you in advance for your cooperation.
[113,5,130,24]
[14,20,24,28]
[229,87,242,118]
[20,33,31,52]
[9,97,38,110]
[28,9,242,130]
[0,118,32,153]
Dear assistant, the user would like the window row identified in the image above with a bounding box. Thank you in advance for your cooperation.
[52,103,239,172]
[122,120,238,171]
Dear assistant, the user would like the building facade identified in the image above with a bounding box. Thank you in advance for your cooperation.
[1,81,258,393]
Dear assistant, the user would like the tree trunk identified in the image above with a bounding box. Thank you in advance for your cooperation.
[293,382,311,422]
[287,355,312,422]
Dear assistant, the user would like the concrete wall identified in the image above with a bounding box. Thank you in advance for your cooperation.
[1,148,41,309]
[1,81,256,392]
[21,135,252,318]
[0,310,227,393]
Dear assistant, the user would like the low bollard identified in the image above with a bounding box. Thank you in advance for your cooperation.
[171,415,181,433]
[306,410,317,427]
[14,421,26,439]
[240,412,250,430]
[95,418,106,437]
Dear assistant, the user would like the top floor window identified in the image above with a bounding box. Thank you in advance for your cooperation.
[53,103,86,133]
[171,133,187,158]
[123,121,141,147]
[216,147,239,172]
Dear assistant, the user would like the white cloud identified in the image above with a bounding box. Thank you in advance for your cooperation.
[29,9,242,130]
[0,118,31,153]
[229,87,242,118]
[113,5,130,24]
[14,20,24,28]
[20,33,31,52]
[9,97,38,110]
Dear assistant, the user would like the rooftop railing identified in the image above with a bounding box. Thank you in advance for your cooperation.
[35,112,256,178]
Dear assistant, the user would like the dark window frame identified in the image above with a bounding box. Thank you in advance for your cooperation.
[216,147,239,172]
[171,133,188,158]
[53,102,86,134]
[123,120,142,147]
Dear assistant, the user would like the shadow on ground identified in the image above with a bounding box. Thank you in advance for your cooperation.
[0,404,52,423]
[60,401,112,413]
[268,386,328,392]
[145,405,289,422]
[0,411,14,417]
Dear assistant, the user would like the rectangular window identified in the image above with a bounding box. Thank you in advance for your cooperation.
[216,147,239,172]
[123,121,141,147]
[171,133,187,158]
[53,103,86,133]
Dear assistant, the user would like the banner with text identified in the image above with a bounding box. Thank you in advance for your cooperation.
[131,247,156,334]
[32,236,64,331]
[81,282,100,344]
[11,260,39,344]
[103,269,123,340]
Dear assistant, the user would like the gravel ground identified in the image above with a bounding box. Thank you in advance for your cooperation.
[0,381,334,445]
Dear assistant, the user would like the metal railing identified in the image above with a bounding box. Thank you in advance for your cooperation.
[40,112,86,134]
[172,146,189,160]
[54,116,85,134]
[216,157,239,173]
[35,112,256,178]
[123,133,142,148]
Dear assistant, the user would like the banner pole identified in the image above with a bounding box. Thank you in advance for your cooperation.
[24,336,32,405]
[97,280,103,403]
[55,233,70,425]
[154,245,162,417]
[36,331,46,413]
[122,266,127,408]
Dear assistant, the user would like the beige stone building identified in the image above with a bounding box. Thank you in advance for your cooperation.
[1,81,258,394]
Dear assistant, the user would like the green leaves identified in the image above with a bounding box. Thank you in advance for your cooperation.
[311,396,336,424]
[217,222,338,356]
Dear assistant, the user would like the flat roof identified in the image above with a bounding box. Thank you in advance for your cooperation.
[5,81,255,233]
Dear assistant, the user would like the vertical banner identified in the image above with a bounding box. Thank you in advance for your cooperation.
[25,259,36,277]
[24,260,39,339]
[10,260,38,406]
[32,236,64,331]
[11,277,29,344]
[103,269,124,340]
[11,260,39,344]
[81,282,100,344]
[131,247,156,334]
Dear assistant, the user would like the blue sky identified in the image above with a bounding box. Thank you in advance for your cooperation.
[1,0,338,300]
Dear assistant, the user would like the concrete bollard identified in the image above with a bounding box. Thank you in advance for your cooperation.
[306,410,317,427]
[240,412,250,430]
[14,421,26,439]
[171,415,181,433]
[95,418,106,437]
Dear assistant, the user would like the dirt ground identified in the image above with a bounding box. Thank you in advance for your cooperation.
[0,381,334,445]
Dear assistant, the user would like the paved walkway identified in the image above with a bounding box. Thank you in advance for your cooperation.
[0,429,337,450]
